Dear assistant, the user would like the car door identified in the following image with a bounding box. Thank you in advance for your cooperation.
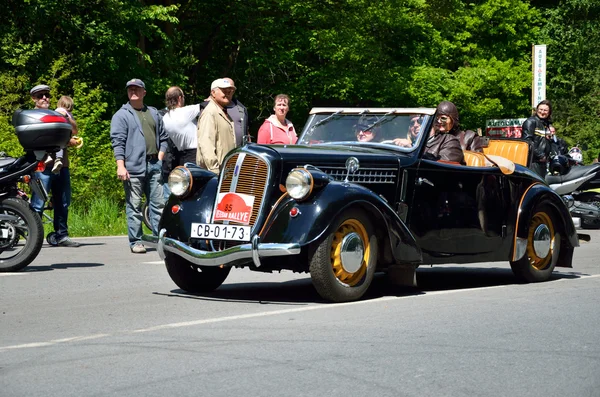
[407,159,506,261]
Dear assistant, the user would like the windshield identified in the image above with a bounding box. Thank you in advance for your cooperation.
[298,111,431,150]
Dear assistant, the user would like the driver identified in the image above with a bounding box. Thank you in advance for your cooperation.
[354,117,380,142]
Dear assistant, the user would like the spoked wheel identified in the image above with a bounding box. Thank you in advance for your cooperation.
[165,252,231,293]
[0,197,44,272]
[510,206,560,282]
[309,209,378,302]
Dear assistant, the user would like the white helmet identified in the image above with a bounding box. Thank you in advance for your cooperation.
[569,147,583,162]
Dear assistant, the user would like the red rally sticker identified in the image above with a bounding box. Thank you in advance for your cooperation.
[214,192,255,225]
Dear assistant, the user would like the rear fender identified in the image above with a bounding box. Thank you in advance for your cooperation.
[260,182,422,264]
[514,183,578,267]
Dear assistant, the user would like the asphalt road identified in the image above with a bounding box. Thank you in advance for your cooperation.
[1,231,599,397]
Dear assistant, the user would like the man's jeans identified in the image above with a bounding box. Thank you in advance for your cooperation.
[124,159,165,246]
[30,168,72,241]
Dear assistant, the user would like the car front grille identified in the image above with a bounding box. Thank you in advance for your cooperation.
[213,152,270,231]
[316,166,397,184]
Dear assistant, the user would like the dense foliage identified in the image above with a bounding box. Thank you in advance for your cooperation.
[1,0,598,207]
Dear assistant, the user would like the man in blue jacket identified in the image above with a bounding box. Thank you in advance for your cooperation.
[110,79,168,253]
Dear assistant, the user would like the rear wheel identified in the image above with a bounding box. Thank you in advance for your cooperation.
[309,209,378,302]
[0,197,43,272]
[165,252,231,293]
[510,205,559,282]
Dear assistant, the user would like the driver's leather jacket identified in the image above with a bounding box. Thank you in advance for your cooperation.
[522,115,551,162]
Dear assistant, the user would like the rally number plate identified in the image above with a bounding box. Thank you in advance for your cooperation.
[191,223,251,242]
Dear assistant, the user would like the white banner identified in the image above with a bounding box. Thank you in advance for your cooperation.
[532,45,547,109]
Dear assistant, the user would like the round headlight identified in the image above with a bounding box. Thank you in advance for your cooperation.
[286,169,313,200]
[168,167,191,197]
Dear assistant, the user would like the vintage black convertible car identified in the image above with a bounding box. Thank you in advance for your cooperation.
[143,108,578,302]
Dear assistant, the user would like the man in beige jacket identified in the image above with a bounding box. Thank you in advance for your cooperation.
[196,78,236,173]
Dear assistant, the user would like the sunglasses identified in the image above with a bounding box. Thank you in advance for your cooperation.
[356,126,373,135]
[34,92,51,99]
[437,115,450,123]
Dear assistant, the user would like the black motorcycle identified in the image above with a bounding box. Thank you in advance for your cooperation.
[0,109,71,272]
[546,154,600,229]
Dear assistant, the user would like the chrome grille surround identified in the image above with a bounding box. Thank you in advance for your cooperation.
[311,166,397,184]
[212,152,271,234]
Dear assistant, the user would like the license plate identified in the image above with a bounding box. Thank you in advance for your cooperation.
[191,223,251,241]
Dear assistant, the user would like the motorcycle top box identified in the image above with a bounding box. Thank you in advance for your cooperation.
[12,109,71,151]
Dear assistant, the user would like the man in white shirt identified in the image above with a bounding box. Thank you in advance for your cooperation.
[162,86,201,165]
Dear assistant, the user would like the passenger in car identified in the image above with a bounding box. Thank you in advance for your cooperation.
[392,114,423,147]
[437,101,483,152]
[424,102,464,164]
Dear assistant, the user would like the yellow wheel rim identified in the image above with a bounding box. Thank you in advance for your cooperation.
[330,219,370,286]
[526,211,555,270]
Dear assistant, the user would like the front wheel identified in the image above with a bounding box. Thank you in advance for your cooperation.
[165,252,231,293]
[510,205,559,282]
[309,209,378,302]
[0,197,44,272]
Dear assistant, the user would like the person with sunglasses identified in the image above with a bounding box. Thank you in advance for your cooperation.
[29,84,81,247]
[354,116,380,142]
[392,114,424,147]
[424,101,464,164]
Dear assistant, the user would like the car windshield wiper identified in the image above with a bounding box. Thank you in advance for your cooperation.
[363,110,396,132]
[308,110,344,134]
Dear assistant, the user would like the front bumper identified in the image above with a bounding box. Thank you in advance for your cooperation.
[142,229,301,268]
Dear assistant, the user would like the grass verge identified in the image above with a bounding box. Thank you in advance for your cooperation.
[42,197,129,237]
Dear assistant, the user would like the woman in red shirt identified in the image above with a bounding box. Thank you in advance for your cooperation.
[257,94,298,144]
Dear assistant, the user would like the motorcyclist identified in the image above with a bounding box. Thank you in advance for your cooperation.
[522,100,552,177]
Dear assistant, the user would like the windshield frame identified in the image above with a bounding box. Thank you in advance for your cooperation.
[298,108,436,152]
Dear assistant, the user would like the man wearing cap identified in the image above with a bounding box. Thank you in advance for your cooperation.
[29,84,81,247]
[196,78,236,173]
[110,78,168,254]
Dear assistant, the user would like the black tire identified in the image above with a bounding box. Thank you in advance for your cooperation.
[309,209,378,302]
[143,201,152,231]
[46,231,58,246]
[0,197,44,272]
[165,252,231,293]
[510,205,559,282]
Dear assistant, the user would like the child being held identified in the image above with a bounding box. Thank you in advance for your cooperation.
[53,95,76,174]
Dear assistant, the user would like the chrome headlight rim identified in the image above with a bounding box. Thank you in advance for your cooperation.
[168,166,192,197]
[285,168,314,201]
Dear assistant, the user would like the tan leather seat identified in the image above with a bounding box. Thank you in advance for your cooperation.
[463,151,488,167]
[483,139,529,166]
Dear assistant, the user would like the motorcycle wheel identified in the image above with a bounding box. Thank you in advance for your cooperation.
[0,197,44,272]
[46,231,59,246]
[143,201,152,231]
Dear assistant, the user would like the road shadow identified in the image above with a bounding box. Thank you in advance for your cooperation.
[42,242,106,248]
[159,266,587,305]
[24,262,105,272]
[159,278,321,305]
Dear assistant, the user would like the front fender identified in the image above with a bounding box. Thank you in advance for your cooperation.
[159,176,219,240]
[514,183,578,264]
[260,182,422,264]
